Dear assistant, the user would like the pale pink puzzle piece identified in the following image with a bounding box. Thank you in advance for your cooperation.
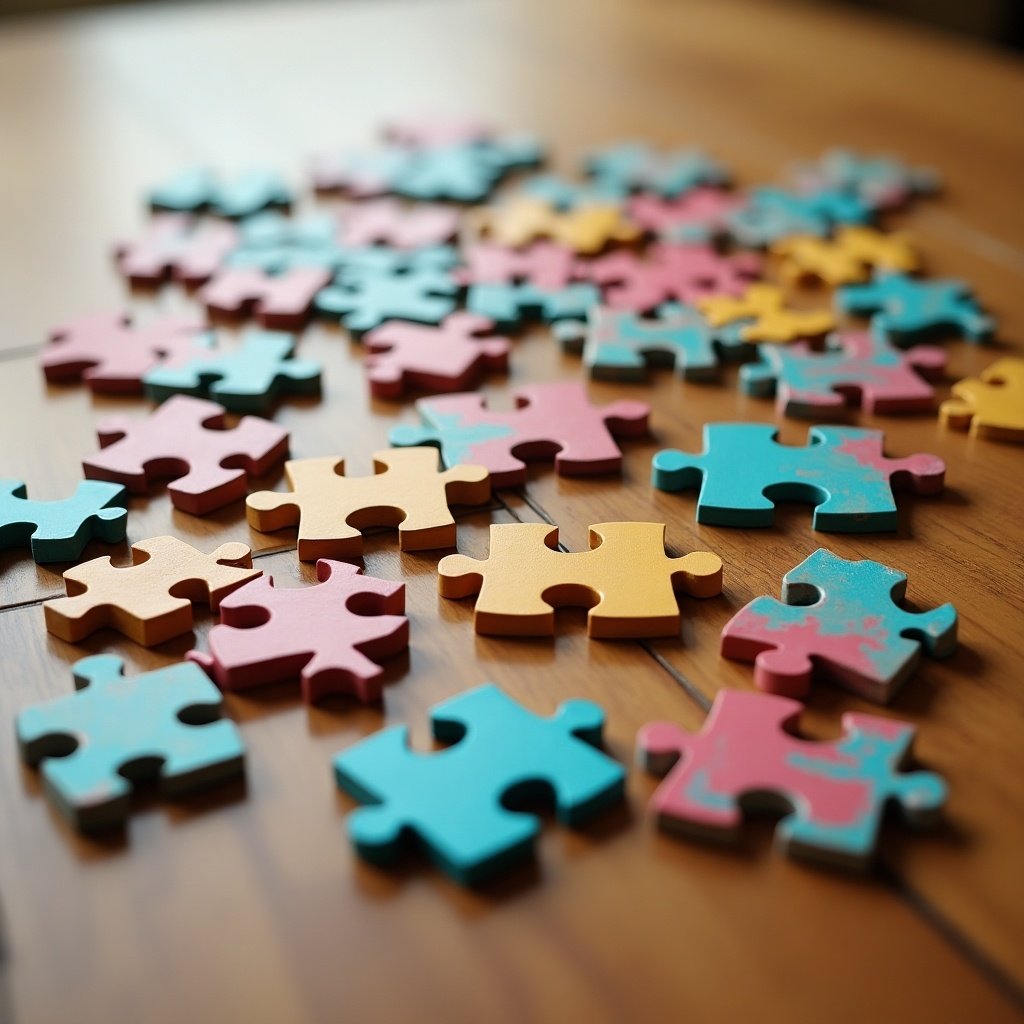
[83,394,289,515]
[628,189,746,239]
[188,559,408,704]
[364,312,510,399]
[199,266,332,330]
[309,151,394,197]
[336,199,460,249]
[455,242,578,289]
[383,114,492,148]
[115,214,238,287]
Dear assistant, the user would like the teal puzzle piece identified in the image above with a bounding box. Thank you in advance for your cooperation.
[585,143,729,197]
[467,282,601,329]
[149,167,292,219]
[728,187,871,247]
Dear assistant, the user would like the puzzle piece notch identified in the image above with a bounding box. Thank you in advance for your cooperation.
[466,282,601,330]
[188,560,407,704]
[364,313,510,399]
[83,395,289,516]
[652,423,945,532]
[637,689,946,869]
[721,548,958,703]
[940,356,1024,443]
[17,655,244,832]
[439,521,722,638]
[246,447,491,561]
[44,536,260,646]
[198,266,332,331]
[455,242,578,289]
[336,199,460,249]
[115,215,239,287]
[585,143,730,197]
[149,167,292,219]
[0,480,127,564]
[771,227,919,287]
[389,380,650,487]
[698,284,836,344]
[334,683,625,884]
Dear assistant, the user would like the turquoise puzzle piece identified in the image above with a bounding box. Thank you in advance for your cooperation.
[149,167,292,219]
[521,173,627,210]
[467,282,600,329]
[651,422,945,532]
[17,655,245,832]
[0,479,127,563]
[727,186,871,246]
[334,683,625,885]
[585,143,729,197]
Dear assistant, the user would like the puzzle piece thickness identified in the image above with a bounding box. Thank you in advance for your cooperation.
[44,536,260,646]
[115,215,238,287]
[389,381,650,487]
[940,356,1024,443]
[652,423,944,532]
[149,167,291,219]
[439,522,722,638]
[721,548,958,703]
[334,683,625,884]
[246,447,491,560]
[188,560,407,704]
[17,655,244,832]
[199,267,332,331]
[698,284,836,344]
[83,395,289,515]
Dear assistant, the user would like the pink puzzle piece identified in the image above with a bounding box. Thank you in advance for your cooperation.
[628,189,746,240]
[309,150,395,197]
[336,198,460,249]
[364,312,510,399]
[83,394,289,515]
[40,311,208,394]
[199,266,332,330]
[383,114,493,148]
[583,243,762,312]
[187,559,408,704]
[455,242,578,289]
[115,214,238,287]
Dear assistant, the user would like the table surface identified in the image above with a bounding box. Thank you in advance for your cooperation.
[1,1,1023,1021]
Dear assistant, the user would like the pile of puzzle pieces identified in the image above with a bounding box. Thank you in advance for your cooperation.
[10,114,1022,888]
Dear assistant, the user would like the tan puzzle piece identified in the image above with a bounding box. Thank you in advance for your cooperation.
[44,536,259,646]
[438,521,723,638]
[246,447,491,560]
[697,283,836,344]
[771,227,919,286]
[474,197,640,254]
[940,356,1024,443]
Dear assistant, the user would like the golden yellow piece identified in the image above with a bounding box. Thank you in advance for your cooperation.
[438,521,722,638]
[772,227,919,287]
[940,356,1024,443]
[473,196,640,254]
[697,284,835,344]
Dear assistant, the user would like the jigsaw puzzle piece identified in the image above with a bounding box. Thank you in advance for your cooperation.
[149,167,291,219]
[940,356,1024,442]
[627,189,745,243]
[798,149,940,210]
[637,689,946,869]
[334,683,625,884]
[727,187,871,247]
[474,196,640,254]
[698,284,836,344]
[310,147,411,197]
[455,242,578,289]
[721,548,958,703]
[585,143,729,197]
[521,174,627,210]
[771,227,919,287]
[199,266,332,330]
[115,215,239,287]
[225,213,350,272]
[17,655,244,832]
[466,282,601,329]
[336,198,460,249]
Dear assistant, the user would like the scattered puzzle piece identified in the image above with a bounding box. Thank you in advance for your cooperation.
[586,143,729,197]
[389,381,650,487]
[115,214,238,287]
[364,313,510,399]
[637,689,946,869]
[721,548,958,703]
[0,480,127,564]
[310,147,410,197]
[44,536,259,645]
[466,281,600,328]
[798,149,940,210]
[17,655,244,832]
[727,187,871,247]
[698,284,836,344]
[41,311,209,394]
[740,328,945,417]
[521,174,626,210]
[226,212,351,272]
[455,242,578,289]
[334,683,625,884]
[149,167,291,218]
[198,266,332,330]
[837,272,994,344]
[627,189,745,243]
[940,356,1024,443]
[188,560,408,703]
[475,197,640,254]
[439,521,722,638]
[246,447,490,560]
[771,227,919,287]
[336,198,460,249]
[142,330,322,413]
[652,423,944,531]
[83,395,289,515]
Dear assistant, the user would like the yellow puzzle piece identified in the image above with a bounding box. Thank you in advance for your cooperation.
[697,284,836,344]
[940,356,1024,443]
[247,447,492,560]
[771,227,919,286]
[438,521,723,638]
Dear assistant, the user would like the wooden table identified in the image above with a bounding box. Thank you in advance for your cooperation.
[1,1,1022,1020]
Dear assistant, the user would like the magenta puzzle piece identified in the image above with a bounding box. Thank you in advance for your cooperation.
[83,394,289,515]
[337,199,460,249]
[114,214,238,287]
[628,189,746,241]
[455,242,578,289]
[199,266,332,330]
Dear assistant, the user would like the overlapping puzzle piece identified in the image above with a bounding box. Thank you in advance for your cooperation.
[334,683,625,884]
[389,381,650,487]
[199,266,332,330]
[466,282,600,329]
[637,689,946,869]
[652,423,945,531]
[148,167,291,218]
[246,447,491,560]
[17,655,245,832]
[585,143,729,197]
[698,284,836,344]
[115,215,239,287]
[0,480,127,563]
[771,227,919,286]
[721,548,958,703]
[939,356,1024,443]
[188,560,408,704]
[44,536,259,645]
[727,186,871,247]
[439,521,722,638]
[83,395,289,515]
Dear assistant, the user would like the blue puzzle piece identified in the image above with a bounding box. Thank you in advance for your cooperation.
[652,422,945,532]
[837,272,993,344]
[585,143,729,197]
[334,683,624,884]
[521,173,628,209]
[727,187,872,247]
[17,655,245,831]
[149,167,292,219]
[143,330,322,413]
[0,479,127,563]
[467,282,601,329]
